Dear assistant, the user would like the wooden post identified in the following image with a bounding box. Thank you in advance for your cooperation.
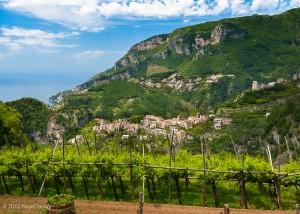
[168,130,174,204]
[230,135,238,156]
[142,138,145,202]
[240,133,247,209]
[38,175,47,196]
[276,134,282,210]
[1,175,10,195]
[0,176,3,195]
[146,176,153,202]
[97,137,103,200]
[266,145,274,171]
[276,178,281,210]
[53,140,59,155]
[129,138,135,200]
[137,192,144,214]
[224,204,230,214]
[296,204,299,214]
[98,164,103,200]
[110,176,118,201]
[63,135,67,194]
[95,133,103,200]
[82,176,90,199]
[212,179,219,207]
[292,137,299,165]
[201,136,207,207]
[26,164,33,196]
[284,136,292,162]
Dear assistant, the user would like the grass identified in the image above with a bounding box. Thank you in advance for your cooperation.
[146,64,170,77]
[2,175,299,210]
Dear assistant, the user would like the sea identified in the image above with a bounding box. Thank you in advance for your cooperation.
[0,74,90,104]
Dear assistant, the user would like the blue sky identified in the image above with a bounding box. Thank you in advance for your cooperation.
[0,0,299,79]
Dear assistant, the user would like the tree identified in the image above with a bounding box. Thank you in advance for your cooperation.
[0,101,22,146]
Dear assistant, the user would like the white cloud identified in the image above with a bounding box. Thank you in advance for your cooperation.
[290,0,300,7]
[3,0,106,32]
[98,0,206,17]
[15,38,77,48]
[72,50,106,60]
[251,0,280,11]
[1,26,79,39]
[2,0,296,32]
[0,26,78,57]
[206,0,230,15]
[0,0,233,32]
[231,0,249,14]
[0,36,22,51]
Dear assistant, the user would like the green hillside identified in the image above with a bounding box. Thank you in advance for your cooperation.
[6,98,53,140]
[51,8,300,106]
[45,8,300,142]
[0,101,22,146]
[1,8,300,210]
[92,7,300,80]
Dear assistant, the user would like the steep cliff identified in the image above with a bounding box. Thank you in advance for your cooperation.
[49,7,300,117]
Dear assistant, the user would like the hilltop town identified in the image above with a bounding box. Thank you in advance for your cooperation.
[88,113,232,143]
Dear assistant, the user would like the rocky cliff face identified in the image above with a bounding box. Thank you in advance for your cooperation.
[94,71,131,86]
[114,53,143,69]
[194,25,247,47]
[167,36,194,55]
[151,50,171,59]
[114,25,246,69]
[114,35,168,69]
[47,118,65,142]
[50,24,248,105]
[131,35,167,51]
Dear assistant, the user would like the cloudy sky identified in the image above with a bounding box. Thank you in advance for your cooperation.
[0,0,299,78]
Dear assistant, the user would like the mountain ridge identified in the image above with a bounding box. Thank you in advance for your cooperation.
[50,7,300,105]
[6,6,300,145]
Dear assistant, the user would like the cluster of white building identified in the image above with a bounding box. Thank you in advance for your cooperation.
[89,113,232,142]
[213,117,233,129]
[93,118,139,134]
[140,114,210,129]
[251,78,286,91]
[139,114,210,141]
[205,74,235,84]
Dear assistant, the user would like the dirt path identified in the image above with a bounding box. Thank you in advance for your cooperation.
[0,196,296,214]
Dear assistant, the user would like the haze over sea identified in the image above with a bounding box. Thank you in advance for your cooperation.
[0,74,88,104]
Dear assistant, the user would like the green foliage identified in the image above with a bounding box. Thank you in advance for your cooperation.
[6,98,52,139]
[62,80,194,122]
[48,8,300,134]
[266,95,300,135]
[0,143,299,209]
[0,101,22,146]
[48,194,74,206]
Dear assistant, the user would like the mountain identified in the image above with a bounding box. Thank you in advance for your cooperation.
[44,8,300,138]
[50,8,300,106]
